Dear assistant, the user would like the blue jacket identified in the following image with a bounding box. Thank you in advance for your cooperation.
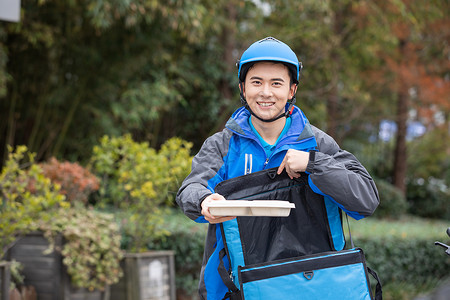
[176,106,379,299]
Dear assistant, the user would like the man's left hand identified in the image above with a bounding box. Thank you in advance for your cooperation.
[277,149,310,179]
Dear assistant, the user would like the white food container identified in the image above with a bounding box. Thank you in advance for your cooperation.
[208,200,295,217]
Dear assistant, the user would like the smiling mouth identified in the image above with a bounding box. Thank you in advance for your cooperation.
[257,102,275,107]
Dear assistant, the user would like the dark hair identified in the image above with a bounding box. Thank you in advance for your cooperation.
[239,61,297,86]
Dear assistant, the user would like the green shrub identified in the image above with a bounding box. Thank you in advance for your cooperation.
[372,179,409,219]
[90,135,193,252]
[148,210,207,298]
[36,205,124,291]
[0,146,68,257]
[407,177,450,220]
[39,157,100,205]
[356,237,449,284]
[0,146,123,291]
[90,135,193,207]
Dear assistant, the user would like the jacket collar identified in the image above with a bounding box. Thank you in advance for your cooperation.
[225,105,314,142]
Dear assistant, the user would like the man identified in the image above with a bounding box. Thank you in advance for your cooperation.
[176,37,379,300]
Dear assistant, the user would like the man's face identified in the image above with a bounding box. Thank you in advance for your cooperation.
[242,62,296,121]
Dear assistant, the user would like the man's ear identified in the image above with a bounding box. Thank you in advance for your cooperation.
[290,84,298,99]
[239,82,245,97]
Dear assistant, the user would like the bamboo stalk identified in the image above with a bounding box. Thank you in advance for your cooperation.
[4,84,18,162]
[52,93,81,157]
[27,95,48,153]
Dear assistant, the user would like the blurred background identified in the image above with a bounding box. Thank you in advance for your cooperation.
[0,1,449,300]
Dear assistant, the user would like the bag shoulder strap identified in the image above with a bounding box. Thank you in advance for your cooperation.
[218,248,240,299]
[368,267,383,300]
[345,213,355,248]
[346,214,383,300]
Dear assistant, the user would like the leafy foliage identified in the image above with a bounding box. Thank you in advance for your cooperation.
[372,179,409,219]
[0,0,231,163]
[91,134,192,207]
[90,135,193,252]
[0,146,68,257]
[9,260,25,290]
[359,237,449,286]
[35,205,123,291]
[407,126,450,183]
[407,178,450,220]
[40,157,100,204]
[0,146,123,291]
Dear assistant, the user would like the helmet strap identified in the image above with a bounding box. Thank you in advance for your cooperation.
[239,82,297,123]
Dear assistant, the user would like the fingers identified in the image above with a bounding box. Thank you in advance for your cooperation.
[201,194,236,224]
[201,194,222,220]
[277,155,286,175]
[285,163,301,179]
[278,149,308,179]
[208,215,237,224]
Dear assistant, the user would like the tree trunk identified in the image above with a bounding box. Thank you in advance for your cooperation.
[393,89,408,194]
[393,40,409,195]
[327,82,339,141]
[212,1,237,134]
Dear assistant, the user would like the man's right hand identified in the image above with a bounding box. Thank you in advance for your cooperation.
[201,193,236,224]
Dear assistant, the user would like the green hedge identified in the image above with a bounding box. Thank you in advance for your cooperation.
[372,179,409,219]
[357,238,449,283]
[349,217,450,299]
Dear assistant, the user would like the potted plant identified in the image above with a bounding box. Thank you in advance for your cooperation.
[90,135,193,300]
[1,146,123,299]
[35,204,123,298]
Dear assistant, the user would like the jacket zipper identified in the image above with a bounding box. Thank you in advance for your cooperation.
[228,122,315,171]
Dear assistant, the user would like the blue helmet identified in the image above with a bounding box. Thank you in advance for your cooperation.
[237,37,302,84]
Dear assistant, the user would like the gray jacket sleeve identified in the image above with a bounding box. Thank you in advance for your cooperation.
[176,129,232,221]
[306,125,379,219]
